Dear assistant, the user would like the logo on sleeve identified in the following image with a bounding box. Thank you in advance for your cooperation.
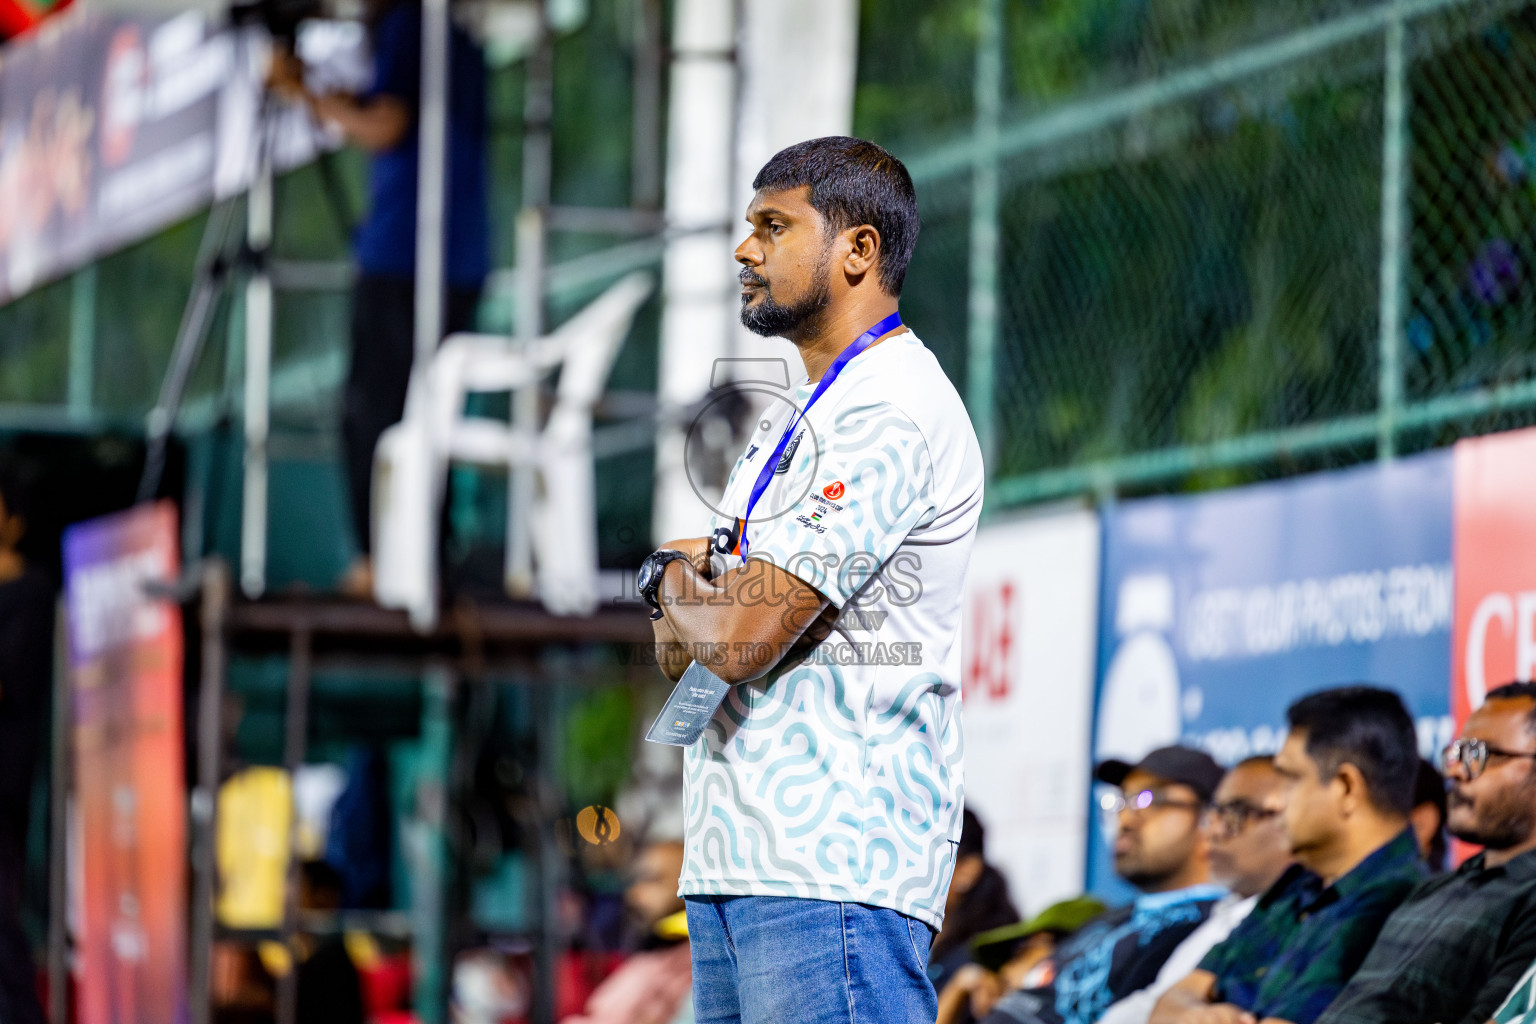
[744,445,759,461]
[775,432,803,474]
[796,485,845,534]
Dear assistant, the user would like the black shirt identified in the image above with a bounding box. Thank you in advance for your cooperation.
[0,567,53,843]
[1315,847,1536,1024]
[296,937,366,1024]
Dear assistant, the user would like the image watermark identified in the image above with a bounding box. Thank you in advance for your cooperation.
[619,639,926,671]
[682,358,819,524]
[633,357,935,674]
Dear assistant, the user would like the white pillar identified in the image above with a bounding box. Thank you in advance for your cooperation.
[651,0,738,545]
[733,0,859,368]
[651,0,860,545]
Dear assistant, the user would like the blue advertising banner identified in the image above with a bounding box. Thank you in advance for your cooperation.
[1088,450,1456,895]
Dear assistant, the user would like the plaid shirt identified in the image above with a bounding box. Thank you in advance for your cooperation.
[1199,829,1425,1024]
[1317,846,1536,1024]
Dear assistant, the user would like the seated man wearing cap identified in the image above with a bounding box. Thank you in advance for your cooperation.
[1151,686,1427,1024]
[1096,755,1295,1024]
[974,746,1228,1024]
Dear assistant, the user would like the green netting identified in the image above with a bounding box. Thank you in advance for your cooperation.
[1407,5,1536,399]
[860,0,1536,506]
[7,0,1536,529]
[991,46,1384,478]
[1000,0,1387,111]
[897,179,972,386]
[0,275,71,406]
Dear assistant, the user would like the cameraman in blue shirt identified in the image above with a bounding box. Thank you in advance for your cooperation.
[270,0,489,594]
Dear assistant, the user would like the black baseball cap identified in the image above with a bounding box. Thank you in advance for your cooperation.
[1095,746,1225,803]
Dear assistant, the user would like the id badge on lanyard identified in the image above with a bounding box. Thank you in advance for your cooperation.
[644,311,903,746]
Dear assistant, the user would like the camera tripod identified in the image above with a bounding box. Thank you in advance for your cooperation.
[136,26,353,597]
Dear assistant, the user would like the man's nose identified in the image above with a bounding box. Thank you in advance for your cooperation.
[735,235,762,267]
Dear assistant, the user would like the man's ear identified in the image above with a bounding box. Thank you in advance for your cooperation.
[1335,761,1368,816]
[841,224,883,279]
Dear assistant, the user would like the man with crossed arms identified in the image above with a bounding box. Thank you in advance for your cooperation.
[638,136,984,1023]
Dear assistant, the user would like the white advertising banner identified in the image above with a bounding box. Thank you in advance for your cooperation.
[962,507,1101,915]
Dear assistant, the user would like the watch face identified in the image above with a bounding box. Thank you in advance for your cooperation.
[638,558,657,593]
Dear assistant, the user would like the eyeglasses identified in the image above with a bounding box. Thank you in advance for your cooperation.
[1442,738,1536,781]
[1207,800,1280,837]
[1098,788,1204,818]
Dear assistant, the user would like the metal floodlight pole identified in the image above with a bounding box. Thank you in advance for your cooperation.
[275,627,313,1024]
[508,0,554,599]
[410,5,454,1018]
[68,265,96,422]
[967,0,1004,477]
[189,560,231,1024]
[415,0,451,371]
[1377,6,1409,461]
[631,0,665,211]
[241,144,275,597]
[413,663,456,1024]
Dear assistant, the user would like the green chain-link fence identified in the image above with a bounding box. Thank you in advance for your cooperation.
[4,0,1534,531]
[860,0,1536,508]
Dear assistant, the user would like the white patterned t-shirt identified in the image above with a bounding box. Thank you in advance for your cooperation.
[678,329,984,929]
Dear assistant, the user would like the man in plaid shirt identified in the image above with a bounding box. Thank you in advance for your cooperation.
[1312,682,1536,1024]
[1150,687,1426,1024]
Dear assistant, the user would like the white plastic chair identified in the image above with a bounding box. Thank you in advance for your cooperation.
[373,272,654,629]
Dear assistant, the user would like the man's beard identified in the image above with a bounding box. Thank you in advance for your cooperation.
[740,260,831,337]
[1450,781,1536,850]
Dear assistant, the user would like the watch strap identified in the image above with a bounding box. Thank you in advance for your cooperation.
[640,549,690,611]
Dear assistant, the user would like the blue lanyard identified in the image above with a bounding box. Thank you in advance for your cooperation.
[738,311,903,558]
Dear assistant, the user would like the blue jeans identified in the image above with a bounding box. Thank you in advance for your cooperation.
[686,895,937,1024]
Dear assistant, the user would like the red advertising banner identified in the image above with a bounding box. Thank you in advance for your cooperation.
[63,501,187,1024]
[1451,427,1536,729]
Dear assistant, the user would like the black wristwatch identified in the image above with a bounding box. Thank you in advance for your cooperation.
[637,549,690,615]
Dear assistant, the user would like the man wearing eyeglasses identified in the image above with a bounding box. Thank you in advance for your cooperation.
[1307,681,1536,1024]
[974,746,1227,1024]
[1097,756,1294,1024]
[1151,685,1426,1024]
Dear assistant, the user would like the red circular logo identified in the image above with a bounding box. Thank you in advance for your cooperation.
[822,481,845,500]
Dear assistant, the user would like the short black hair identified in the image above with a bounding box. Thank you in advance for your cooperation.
[1484,682,1536,734]
[0,461,31,523]
[299,859,345,908]
[1414,758,1447,816]
[1286,685,1419,817]
[958,807,986,859]
[751,136,920,296]
[1414,758,1449,872]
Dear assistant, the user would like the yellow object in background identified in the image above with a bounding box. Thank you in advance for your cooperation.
[575,804,621,845]
[216,767,292,928]
[654,910,688,942]
[257,941,293,979]
[344,930,381,969]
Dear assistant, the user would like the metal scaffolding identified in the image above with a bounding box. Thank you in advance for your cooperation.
[180,561,652,1024]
